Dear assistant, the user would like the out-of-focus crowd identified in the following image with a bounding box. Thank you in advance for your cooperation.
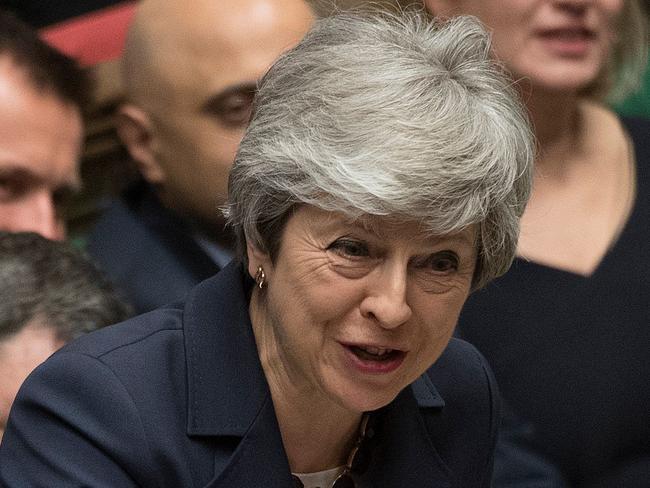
[1,1,649,487]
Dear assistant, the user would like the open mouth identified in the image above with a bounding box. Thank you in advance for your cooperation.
[349,346,403,362]
[341,343,408,374]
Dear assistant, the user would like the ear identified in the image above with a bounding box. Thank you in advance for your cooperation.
[423,0,453,16]
[246,240,273,281]
[116,104,165,185]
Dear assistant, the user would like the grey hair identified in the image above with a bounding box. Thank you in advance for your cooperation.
[0,232,132,343]
[226,12,534,289]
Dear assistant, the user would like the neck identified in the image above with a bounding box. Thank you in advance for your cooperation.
[155,189,234,250]
[249,291,362,473]
[523,84,584,175]
[275,394,361,474]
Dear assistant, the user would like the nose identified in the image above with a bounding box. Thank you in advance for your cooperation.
[556,0,591,15]
[20,191,65,241]
[360,263,412,329]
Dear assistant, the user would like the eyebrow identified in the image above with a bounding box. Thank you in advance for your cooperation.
[200,82,257,114]
[0,166,43,185]
[0,165,81,193]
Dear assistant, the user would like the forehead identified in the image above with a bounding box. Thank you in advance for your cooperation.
[0,321,64,425]
[152,1,312,103]
[0,59,82,185]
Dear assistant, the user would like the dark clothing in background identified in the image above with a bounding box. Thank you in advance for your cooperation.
[493,404,569,488]
[87,181,221,314]
[1,262,500,487]
[458,117,650,487]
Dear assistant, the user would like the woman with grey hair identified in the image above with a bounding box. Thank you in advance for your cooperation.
[0,12,533,487]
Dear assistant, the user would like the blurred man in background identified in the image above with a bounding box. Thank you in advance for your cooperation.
[0,231,131,441]
[0,10,91,240]
[87,0,314,313]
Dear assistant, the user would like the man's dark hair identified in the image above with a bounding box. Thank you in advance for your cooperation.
[0,232,132,343]
[0,9,92,112]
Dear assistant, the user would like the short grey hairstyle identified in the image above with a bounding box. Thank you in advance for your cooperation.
[0,232,132,343]
[226,12,534,289]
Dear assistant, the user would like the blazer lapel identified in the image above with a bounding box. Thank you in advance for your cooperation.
[202,394,294,488]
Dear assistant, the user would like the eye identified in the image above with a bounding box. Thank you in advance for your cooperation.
[202,86,257,129]
[421,251,459,273]
[327,238,370,259]
[217,92,255,128]
[0,175,29,202]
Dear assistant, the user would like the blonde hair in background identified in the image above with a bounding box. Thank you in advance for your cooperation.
[602,0,648,102]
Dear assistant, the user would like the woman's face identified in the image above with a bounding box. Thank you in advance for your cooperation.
[249,206,476,414]
[425,0,624,93]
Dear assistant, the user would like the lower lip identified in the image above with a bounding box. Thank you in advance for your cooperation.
[342,345,406,375]
[538,34,594,57]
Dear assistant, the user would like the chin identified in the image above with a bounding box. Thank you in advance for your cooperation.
[524,65,603,95]
[331,379,405,414]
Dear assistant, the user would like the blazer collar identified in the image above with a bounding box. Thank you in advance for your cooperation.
[411,373,445,409]
[205,394,295,487]
[359,382,450,487]
[183,261,269,437]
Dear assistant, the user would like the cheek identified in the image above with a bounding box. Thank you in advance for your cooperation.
[264,285,335,364]
[272,279,342,328]
[415,309,459,370]
[190,120,245,174]
[154,120,196,167]
[602,1,625,41]
[602,0,624,15]
[202,130,243,167]
[270,263,364,338]
[487,9,530,52]
[414,290,468,341]
[0,373,24,424]
[0,204,15,226]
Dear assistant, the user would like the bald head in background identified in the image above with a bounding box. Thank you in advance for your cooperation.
[305,0,420,16]
[118,0,314,239]
[88,0,313,313]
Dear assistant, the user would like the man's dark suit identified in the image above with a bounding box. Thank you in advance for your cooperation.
[87,181,221,313]
[0,262,500,487]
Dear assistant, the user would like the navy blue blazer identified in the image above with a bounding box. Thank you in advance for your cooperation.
[87,181,222,314]
[0,263,499,487]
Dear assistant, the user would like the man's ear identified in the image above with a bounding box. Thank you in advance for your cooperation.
[423,0,449,16]
[116,104,165,185]
[246,240,272,280]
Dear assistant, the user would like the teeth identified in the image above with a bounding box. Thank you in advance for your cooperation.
[362,346,392,356]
